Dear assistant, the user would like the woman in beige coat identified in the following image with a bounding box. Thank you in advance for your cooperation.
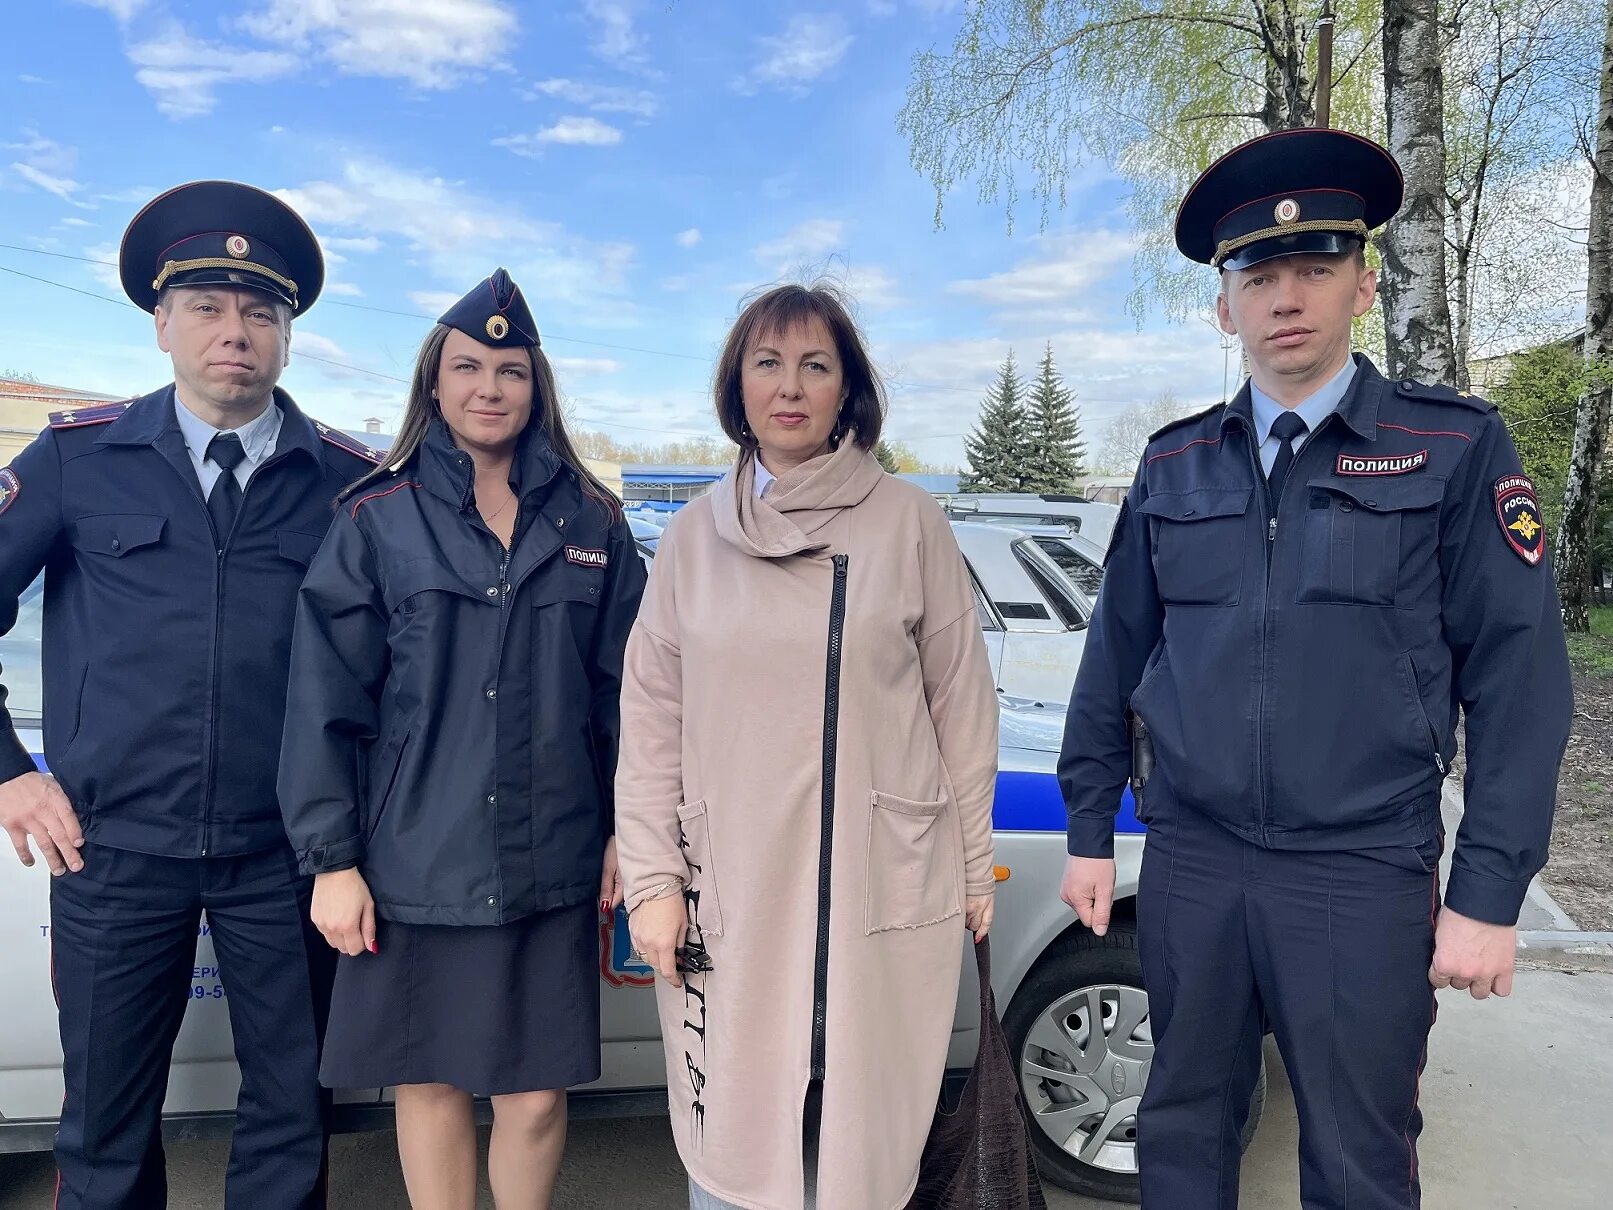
[615,284,999,1210]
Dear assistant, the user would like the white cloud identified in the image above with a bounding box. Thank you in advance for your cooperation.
[126,25,296,118]
[84,242,124,292]
[526,77,657,117]
[325,235,382,254]
[240,0,518,88]
[324,281,364,297]
[734,15,852,95]
[552,356,623,377]
[947,231,1137,323]
[56,216,95,229]
[494,117,623,155]
[72,0,146,21]
[5,134,94,209]
[408,290,462,314]
[584,0,646,68]
[675,228,702,248]
[11,164,93,208]
[292,332,350,361]
[754,218,846,272]
[18,74,49,85]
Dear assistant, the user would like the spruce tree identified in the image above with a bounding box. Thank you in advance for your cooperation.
[960,351,1033,492]
[874,439,900,474]
[1023,343,1086,492]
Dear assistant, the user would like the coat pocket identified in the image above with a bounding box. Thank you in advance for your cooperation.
[1296,477,1444,607]
[864,790,961,934]
[676,799,725,937]
[364,728,411,843]
[1137,488,1252,606]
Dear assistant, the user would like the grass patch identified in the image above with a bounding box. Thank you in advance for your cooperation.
[1566,606,1613,676]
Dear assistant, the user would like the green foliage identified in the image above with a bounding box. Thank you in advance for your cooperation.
[961,350,1037,491]
[899,0,1383,320]
[1567,607,1613,676]
[1022,343,1087,490]
[875,439,901,473]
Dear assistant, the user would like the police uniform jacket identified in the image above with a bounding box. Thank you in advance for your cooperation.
[278,419,646,926]
[0,386,381,856]
[1060,356,1574,926]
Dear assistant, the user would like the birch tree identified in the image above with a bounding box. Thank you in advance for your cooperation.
[898,0,1383,319]
[1556,0,1613,629]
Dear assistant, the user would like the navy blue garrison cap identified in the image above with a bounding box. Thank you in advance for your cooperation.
[120,180,324,314]
[1175,129,1404,270]
[438,268,540,348]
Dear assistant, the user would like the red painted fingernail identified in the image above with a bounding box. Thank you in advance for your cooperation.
[366,940,378,955]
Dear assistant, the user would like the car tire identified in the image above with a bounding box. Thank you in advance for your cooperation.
[1002,925,1266,1204]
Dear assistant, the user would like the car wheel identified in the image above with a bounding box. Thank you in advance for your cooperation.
[1001,926,1266,1204]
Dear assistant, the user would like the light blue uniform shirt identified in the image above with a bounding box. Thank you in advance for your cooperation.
[172,395,283,496]
[1249,357,1359,475]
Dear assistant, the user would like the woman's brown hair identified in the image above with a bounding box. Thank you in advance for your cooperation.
[712,282,886,452]
[339,323,622,521]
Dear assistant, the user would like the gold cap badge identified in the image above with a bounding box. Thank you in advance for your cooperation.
[486,316,510,340]
[1274,198,1300,225]
[225,234,251,259]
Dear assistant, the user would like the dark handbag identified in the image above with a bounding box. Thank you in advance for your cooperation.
[906,936,1048,1209]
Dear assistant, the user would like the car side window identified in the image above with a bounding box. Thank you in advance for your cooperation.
[966,563,1002,632]
[1034,536,1105,599]
[1013,542,1089,631]
[0,576,44,724]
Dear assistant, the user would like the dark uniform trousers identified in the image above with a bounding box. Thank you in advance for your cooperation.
[1136,804,1440,1210]
[50,843,335,1210]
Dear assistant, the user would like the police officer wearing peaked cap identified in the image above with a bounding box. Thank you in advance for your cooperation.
[0,180,383,1209]
[1057,129,1573,1209]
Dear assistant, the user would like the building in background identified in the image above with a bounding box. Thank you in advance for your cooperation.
[1,377,123,464]
[1468,326,1587,394]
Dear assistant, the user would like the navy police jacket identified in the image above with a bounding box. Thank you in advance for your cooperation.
[277,419,646,926]
[1060,356,1573,926]
[0,386,381,857]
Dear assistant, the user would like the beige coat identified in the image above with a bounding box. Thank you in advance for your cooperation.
[615,443,999,1210]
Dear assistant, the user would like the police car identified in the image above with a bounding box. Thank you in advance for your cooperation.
[0,543,1258,1202]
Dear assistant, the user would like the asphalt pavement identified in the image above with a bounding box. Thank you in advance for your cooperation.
[2,969,1608,1209]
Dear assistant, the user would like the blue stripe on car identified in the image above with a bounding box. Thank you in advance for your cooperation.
[993,769,1144,834]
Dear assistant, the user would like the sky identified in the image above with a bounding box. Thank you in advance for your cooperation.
[0,0,1236,468]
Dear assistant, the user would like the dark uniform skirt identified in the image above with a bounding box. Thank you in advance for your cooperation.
[319,900,601,1096]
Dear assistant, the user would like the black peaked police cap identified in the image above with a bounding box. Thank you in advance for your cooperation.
[1175,128,1404,271]
[120,180,324,313]
[439,268,541,348]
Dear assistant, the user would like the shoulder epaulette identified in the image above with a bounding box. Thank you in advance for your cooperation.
[1149,401,1225,443]
[1394,377,1494,412]
[49,400,131,429]
[311,420,386,465]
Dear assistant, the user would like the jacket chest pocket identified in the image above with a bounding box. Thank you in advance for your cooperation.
[1297,478,1444,607]
[68,513,166,558]
[531,573,602,650]
[1138,488,1252,606]
[384,562,500,618]
[864,790,961,934]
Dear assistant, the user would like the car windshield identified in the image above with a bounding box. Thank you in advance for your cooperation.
[0,577,43,725]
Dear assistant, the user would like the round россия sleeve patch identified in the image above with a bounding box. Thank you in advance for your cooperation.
[0,469,19,517]
[1494,474,1545,566]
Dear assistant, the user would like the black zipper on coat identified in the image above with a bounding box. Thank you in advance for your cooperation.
[810,554,849,1083]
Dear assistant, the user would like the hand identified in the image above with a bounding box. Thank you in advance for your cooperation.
[1430,907,1516,1000]
[1061,855,1115,936]
[628,893,687,989]
[965,893,994,942]
[600,837,624,914]
[311,868,377,957]
[0,771,84,874]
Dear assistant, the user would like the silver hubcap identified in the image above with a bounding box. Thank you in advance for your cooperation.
[1019,982,1153,1174]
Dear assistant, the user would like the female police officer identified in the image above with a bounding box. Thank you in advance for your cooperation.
[278,269,645,1210]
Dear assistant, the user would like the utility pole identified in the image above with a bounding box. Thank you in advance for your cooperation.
[1316,0,1336,127]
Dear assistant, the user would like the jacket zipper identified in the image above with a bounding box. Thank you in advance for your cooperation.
[810,554,849,1083]
[1403,655,1447,774]
[198,450,293,857]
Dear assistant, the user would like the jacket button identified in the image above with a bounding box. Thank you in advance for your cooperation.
[556,517,565,529]
[589,586,599,595]
[1183,509,1196,517]
[110,538,121,551]
[487,897,497,907]
[486,688,497,700]
[487,793,497,805]
[1364,500,1377,508]
[486,587,498,597]
[1340,502,1354,512]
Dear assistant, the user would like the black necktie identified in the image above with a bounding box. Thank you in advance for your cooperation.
[1266,411,1308,516]
[206,432,247,541]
